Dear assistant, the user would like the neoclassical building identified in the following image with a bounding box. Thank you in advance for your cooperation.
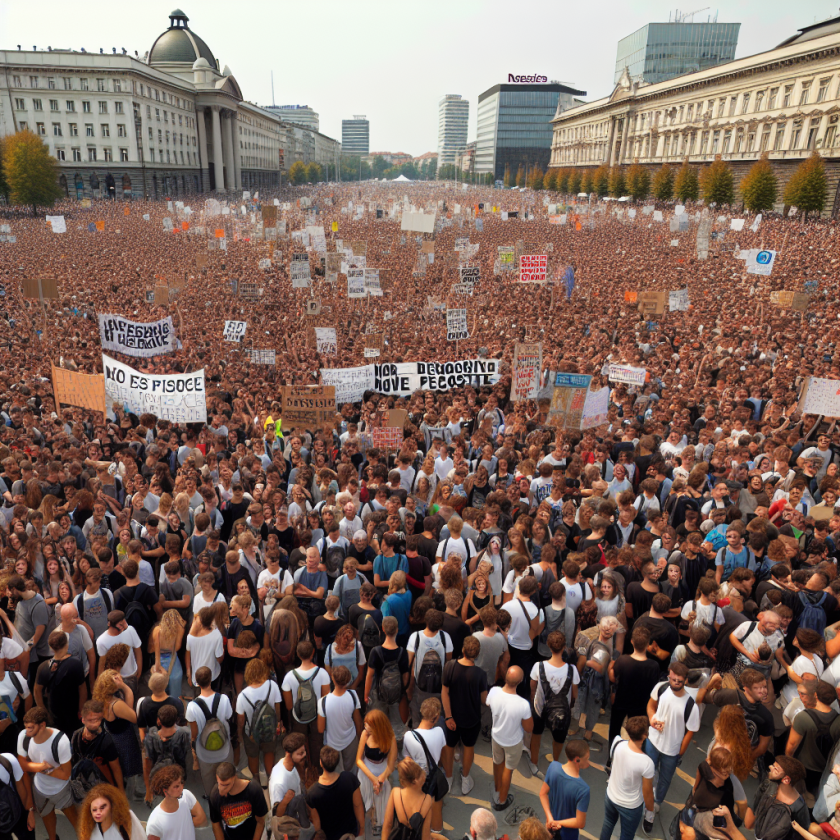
[549,13,840,213]
[0,9,340,198]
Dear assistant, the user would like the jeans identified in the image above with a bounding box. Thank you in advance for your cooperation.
[643,738,680,804]
[599,793,643,840]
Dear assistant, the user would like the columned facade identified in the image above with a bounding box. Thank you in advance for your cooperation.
[223,111,237,191]
[195,107,210,192]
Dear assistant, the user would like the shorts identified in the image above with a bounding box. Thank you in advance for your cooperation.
[34,784,73,815]
[243,730,277,759]
[531,704,570,743]
[491,738,522,770]
[444,721,481,749]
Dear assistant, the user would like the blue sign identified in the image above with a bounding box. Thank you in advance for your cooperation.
[555,373,590,388]
[647,321,658,331]
[564,266,575,300]
[756,250,773,264]
[87,222,96,232]
[804,280,819,292]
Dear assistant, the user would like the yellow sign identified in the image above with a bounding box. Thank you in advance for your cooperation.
[331,222,338,232]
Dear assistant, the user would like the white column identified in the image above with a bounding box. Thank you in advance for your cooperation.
[211,105,226,191]
[196,108,208,187]
[231,114,242,191]
[223,112,236,193]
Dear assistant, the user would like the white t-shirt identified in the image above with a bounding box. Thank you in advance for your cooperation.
[406,631,453,680]
[403,727,446,772]
[269,760,301,809]
[185,629,224,682]
[17,728,71,795]
[648,682,702,756]
[1,637,24,662]
[680,600,725,628]
[501,599,543,652]
[318,690,361,750]
[0,752,23,785]
[486,685,531,747]
[257,568,294,599]
[781,655,824,706]
[146,788,198,840]
[732,622,785,668]
[236,680,283,733]
[96,627,142,678]
[607,737,655,808]
[281,666,331,723]
[185,691,233,764]
[192,590,226,615]
[529,661,580,717]
[435,535,477,565]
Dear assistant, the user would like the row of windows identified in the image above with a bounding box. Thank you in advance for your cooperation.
[146,149,195,165]
[20,120,128,138]
[15,97,124,115]
[51,147,128,162]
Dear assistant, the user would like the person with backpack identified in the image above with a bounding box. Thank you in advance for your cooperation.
[332,557,369,622]
[442,589,471,659]
[317,521,350,588]
[34,630,86,737]
[186,665,233,798]
[141,703,191,807]
[185,607,225,694]
[325,624,367,694]
[113,558,160,664]
[268,731,306,816]
[729,608,785,683]
[373,533,410,595]
[501,575,545,701]
[379,757,433,840]
[539,739,591,840]
[293,547,329,633]
[785,678,840,790]
[744,755,814,840]
[435,515,477,572]
[96,611,142,691]
[280,641,331,774]
[715,526,756,584]
[349,582,384,663]
[210,760,269,840]
[235,657,282,783]
[528,630,579,776]
[16,706,77,840]
[642,661,702,833]
[317,664,362,773]
[406,609,453,728]
[9,574,51,690]
[538,581,568,660]
[72,568,115,643]
[441,634,487,797]
[70,700,123,798]
[365,616,410,723]
[0,746,34,840]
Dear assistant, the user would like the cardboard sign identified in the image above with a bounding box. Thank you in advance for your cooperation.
[637,291,667,315]
[305,300,321,316]
[262,206,277,226]
[364,333,384,358]
[382,408,407,429]
[519,254,548,283]
[51,364,106,415]
[154,286,169,306]
[800,376,840,416]
[372,426,403,450]
[547,373,592,429]
[240,282,259,301]
[281,385,336,427]
[446,309,469,341]
[512,342,542,401]
[196,253,209,269]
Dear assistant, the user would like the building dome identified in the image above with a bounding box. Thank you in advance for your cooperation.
[192,56,210,69]
[149,10,216,67]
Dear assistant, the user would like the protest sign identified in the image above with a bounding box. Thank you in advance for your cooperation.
[454,266,480,294]
[245,349,276,365]
[364,333,383,358]
[547,373,592,429]
[347,269,366,298]
[102,354,206,422]
[454,237,469,252]
[305,300,322,316]
[223,321,247,342]
[259,258,271,271]
[446,309,469,341]
[730,218,745,231]
[624,291,638,303]
[326,252,341,282]
[154,286,169,306]
[315,327,337,355]
[364,269,382,297]
[519,254,548,283]
[98,314,175,358]
[196,253,208,269]
[261,206,277,226]
[669,289,690,311]
[608,364,646,385]
[800,376,840,416]
[696,215,711,260]
[746,249,777,275]
[497,246,515,272]
[637,291,667,315]
[51,364,106,415]
[372,426,403,450]
[350,241,368,256]
[46,215,66,233]
[512,342,542,401]
[421,241,435,254]
[320,365,374,404]
[290,253,311,288]
[401,212,436,233]
[240,282,259,301]
[145,291,155,303]
[281,385,336,427]
[581,386,610,429]
[81,199,91,208]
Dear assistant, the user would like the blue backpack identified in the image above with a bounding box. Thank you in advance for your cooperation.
[798,591,827,634]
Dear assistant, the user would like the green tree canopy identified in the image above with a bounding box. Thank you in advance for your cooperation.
[608,166,626,198]
[543,169,557,191]
[592,164,610,197]
[528,165,544,190]
[652,164,674,201]
[580,169,593,194]
[567,169,582,195]
[625,164,650,201]
[740,155,777,213]
[784,151,827,218]
[2,130,62,214]
[515,165,525,188]
[674,162,699,202]
[700,158,735,206]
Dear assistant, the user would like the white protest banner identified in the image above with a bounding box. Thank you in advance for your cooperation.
[581,386,610,429]
[401,212,436,233]
[223,321,247,343]
[800,377,840,416]
[291,253,311,288]
[608,364,646,386]
[446,309,469,341]
[103,354,206,422]
[746,249,777,276]
[730,218,745,231]
[653,210,663,222]
[547,373,592,429]
[364,269,382,297]
[245,349,276,365]
[321,365,375,404]
[512,342,542,401]
[259,258,271,270]
[750,214,762,232]
[46,215,66,233]
[454,237,469,252]
[325,252,341,282]
[669,289,690,311]
[454,266,480,295]
[347,269,366,298]
[98,314,176,358]
[519,254,548,283]
[315,328,337,355]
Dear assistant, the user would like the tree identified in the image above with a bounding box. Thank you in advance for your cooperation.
[700,157,734,206]
[543,168,557,191]
[580,169,593,194]
[673,161,699,202]
[652,164,674,201]
[567,169,582,195]
[371,156,389,179]
[592,164,610,197]
[484,172,494,186]
[784,151,827,218]
[427,158,437,180]
[625,163,650,201]
[2,130,62,214]
[555,168,570,194]
[515,165,525,188]
[739,154,777,213]
[0,137,8,201]
[503,164,511,187]
[306,162,323,183]
[608,166,626,197]
[288,161,307,185]
[528,165,544,190]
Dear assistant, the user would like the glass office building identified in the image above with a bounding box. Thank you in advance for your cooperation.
[475,82,585,181]
[341,116,370,156]
[615,22,740,85]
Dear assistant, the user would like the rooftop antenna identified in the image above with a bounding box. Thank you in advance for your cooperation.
[271,70,275,107]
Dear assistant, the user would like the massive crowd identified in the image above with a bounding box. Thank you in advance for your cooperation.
[0,179,837,840]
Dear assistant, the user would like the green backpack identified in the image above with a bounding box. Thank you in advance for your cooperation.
[194,694,228,753]
[245,684,277,743]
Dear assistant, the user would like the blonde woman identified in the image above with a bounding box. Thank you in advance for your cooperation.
[94,669,143,794]
[173,493,194,537]
[151,494,173,533]
[380,758,433,840]
[151,609,186,699]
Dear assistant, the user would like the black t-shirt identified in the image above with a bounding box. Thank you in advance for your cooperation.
[36,657,85,734]
[209,779,269,840]
[441,613,470,659]
[634,616,679,672]
[101,568,127,592]
[626,582,660,618]
[441,660,488,728]
[417,535,438,566]
[348,605,382,646]
[71,726,120,784]
[612,654,663,713]
[367,645,410,681]
[314,616,343,662]
[221,500,250,542]
[305,771,361,840]
[115,582,158,617]
[228,617,265,674]
[711,688,774,748]
[137,694,186,730]
[270,525,296,557]
[406,554,432,600]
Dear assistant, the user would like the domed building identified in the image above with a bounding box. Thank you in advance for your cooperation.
[0,9,341,198]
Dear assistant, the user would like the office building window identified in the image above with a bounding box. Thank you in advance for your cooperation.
[712,130,721,153]
[723,130,732,152]
[50,100,59,111]
[760,126,772,151]
[29,76,38,88]
[36,122,45,135]
[799,82,811,106]
[101,125,109,137]
[741,94,750,114]
[115,102,123,115]
[97,79,105,92]
[98,101,108,114]
[149,149,155,162]
[69,124,78,136]
[82,101,91,113]
[790,121,802,149]
[166,150,170,162]
[158,130,162,143]
[826,119,838,148]
[104,148,112,162]
[774,124,786,150]
[18,122,27,131]
[56,149,65,161]
[114,80,121,93]
[80,78,89,91]
[52,123,62,136]
[755,91,764,111]
[88,148,96,161]
[155,108,160,120]
[807,120,819,149]
[768,88,778,109]
[72,148,81,161]
[66,101,75,112]
[33,99,42,111]
[47,77,55,89]
[14,98,24,110]
[783,85,793,107]
[12,75,21,86]
[118,124,127,137]
[148,127,153,140]
[120,148,129,162]
[817,78,831,102]
[86,124,94,137]
[63,77,72,90]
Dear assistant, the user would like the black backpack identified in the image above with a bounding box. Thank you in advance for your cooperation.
[656,683,696,725]
[539,662,574,743]
[377,649,404,706]
[802,708,838,764]
[358,612,383,652]
[0,755,23,832]
[752,793,794,840]
[70,728,110,803]
[119,585,153,640]
[413,632,443,694]
[321,539,347,578]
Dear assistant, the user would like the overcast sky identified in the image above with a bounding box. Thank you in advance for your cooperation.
[2,1,838,154]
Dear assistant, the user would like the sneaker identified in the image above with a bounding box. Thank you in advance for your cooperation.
[526,760,543,778]
[461,773,474,795]
[492,795,514,812]
[642,813,655,836]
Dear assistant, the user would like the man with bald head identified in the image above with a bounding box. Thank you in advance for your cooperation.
[58,603,95,683]
[486,665,533,813]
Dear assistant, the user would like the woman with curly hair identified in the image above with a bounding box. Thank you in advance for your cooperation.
[78,783,147,840]
[94,669,144,794]
[706,705,754,783]
[146,765,205,840]
[356,709,398,834]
